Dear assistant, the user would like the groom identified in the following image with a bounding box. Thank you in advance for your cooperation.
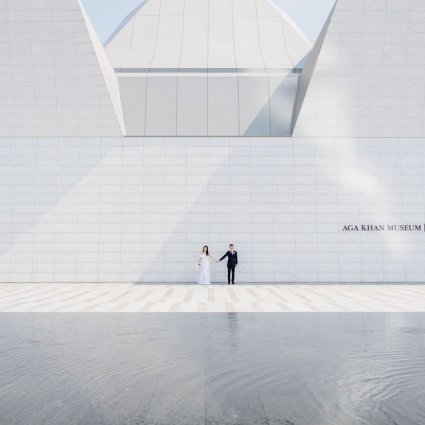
[219,244,238,285]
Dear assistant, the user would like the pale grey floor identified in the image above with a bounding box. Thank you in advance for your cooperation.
[1,283,425,312]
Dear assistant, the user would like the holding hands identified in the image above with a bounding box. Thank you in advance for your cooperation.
[196,244,238,285]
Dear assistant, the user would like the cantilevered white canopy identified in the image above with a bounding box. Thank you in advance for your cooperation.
[80,0,335,136]
[105,0,312,72]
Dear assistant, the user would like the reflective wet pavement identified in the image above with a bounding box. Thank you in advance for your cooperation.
[1,313,424,425]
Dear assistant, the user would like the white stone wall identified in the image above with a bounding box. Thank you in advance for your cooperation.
[1,0,425,283]
[0,0,121,138]
[295,0,425,138]
[1,137,425,284]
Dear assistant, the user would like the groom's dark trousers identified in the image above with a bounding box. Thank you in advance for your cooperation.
[220,251,238,284]
[227,265,235,285]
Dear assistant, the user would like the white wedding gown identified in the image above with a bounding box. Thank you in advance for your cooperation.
[197,253,211,285]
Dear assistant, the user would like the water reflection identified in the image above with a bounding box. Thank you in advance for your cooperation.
[0,313,424,425]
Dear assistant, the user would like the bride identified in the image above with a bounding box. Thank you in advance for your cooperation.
[196,245,218,285]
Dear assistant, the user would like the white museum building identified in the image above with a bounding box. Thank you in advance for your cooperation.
[1,0,425,283]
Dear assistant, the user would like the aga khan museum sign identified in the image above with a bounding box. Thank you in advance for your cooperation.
[342,225,425,232]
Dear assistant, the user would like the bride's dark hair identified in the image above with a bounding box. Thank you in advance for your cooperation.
[203,245,209,256]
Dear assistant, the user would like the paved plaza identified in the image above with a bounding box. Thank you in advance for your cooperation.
[0,284,424,313]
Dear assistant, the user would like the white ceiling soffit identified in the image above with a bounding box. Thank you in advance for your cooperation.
[104,0,312,71]
[80,0,336,137]
[267,0,313,48]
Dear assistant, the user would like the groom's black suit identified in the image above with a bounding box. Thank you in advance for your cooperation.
[220,251,238,284]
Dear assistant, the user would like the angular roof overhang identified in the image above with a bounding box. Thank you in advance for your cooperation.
[80,0,336,136]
